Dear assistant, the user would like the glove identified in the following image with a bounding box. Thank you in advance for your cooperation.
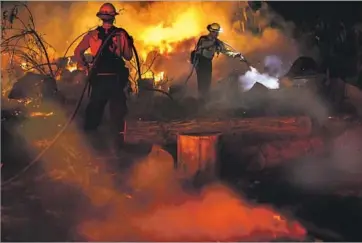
[127,85,133,94]
[235,52,244,60]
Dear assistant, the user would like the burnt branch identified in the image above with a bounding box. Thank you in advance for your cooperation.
[127,51,163,93]
[1,2,56,80]
[141,52,160,76]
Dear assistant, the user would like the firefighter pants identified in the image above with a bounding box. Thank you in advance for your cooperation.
[196,56,213,98]
[84,74,127,135]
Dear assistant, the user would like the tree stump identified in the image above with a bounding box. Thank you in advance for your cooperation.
[177,132,221,181]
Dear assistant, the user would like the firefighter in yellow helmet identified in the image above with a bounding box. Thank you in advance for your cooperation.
[194,23,244,99]
[74,3,133,151]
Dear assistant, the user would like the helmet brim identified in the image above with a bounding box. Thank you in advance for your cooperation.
[208,27,222,33]
[96,12,119,20]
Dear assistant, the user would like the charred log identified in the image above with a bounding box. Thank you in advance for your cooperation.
[126,116,313,145]
[8,72,58,100]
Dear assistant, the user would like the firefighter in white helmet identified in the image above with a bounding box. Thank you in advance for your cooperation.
[194,23,244,99]
[74,3,133,151]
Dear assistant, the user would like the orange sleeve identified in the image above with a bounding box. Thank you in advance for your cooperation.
[74,33,90,67]
[118,30,133,61]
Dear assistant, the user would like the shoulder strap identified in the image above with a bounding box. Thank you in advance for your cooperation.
[215,38,223,47]
[194,35,207,50]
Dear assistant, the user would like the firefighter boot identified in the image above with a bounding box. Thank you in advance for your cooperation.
[111,120,127,154]
[85,130,109,156]
[109,132,125,157]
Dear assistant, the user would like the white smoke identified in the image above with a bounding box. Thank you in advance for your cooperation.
[238,55,286,92]
[264,55,284,78]
[238,66,280,92]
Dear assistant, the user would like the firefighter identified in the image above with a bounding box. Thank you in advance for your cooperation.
[195,23,244,99]
[74,2,133,151]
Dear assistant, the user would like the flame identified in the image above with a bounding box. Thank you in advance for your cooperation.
[154,71,164,83]
[66,57,77,72]
[138,7,201,57]
[2,1,300,90]
[142,70,165,85]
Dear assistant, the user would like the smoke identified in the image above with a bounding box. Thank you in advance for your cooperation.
[7,116,306,242]
[76,145,306,241]
[2,100,306,241]
[239,65,280,92]
[290,125,362,191]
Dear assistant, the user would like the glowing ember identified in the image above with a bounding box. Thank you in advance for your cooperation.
[20,62,28,69]
[29,111,54,117]
[33,139,52,148]
[17,98,33,106]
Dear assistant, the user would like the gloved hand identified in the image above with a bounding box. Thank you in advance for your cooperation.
[235,52,245,61]
[127,85,133,94]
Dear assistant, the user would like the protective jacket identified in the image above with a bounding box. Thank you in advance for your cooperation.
[195,35,240,60]
[74,26,133,74]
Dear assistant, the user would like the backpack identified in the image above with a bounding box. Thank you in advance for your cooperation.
[90,26,126,73]
[190,50,197,65]
[190,36,205,65]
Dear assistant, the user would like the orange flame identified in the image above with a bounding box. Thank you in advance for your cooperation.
[65,57,77,72]
[143,70,165,85]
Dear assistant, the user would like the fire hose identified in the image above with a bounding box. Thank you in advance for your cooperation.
[1,29,169,188]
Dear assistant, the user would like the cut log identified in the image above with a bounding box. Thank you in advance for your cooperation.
[126,116,313,145]
[177,132,221,180]
[232,137,326,171]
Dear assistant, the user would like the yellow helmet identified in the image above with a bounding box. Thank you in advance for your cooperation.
[96,3,119,20]
[207,23,222,33]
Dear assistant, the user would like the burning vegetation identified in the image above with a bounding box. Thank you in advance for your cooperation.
[1,1,362,242]
[1,1,300,98]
